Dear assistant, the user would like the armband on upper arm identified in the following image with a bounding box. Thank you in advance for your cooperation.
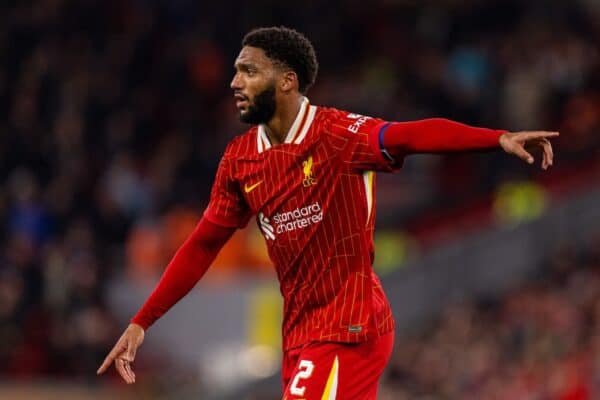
[378,122,396,163]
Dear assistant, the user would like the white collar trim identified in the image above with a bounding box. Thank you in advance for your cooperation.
[256,97,315,153]
[282,96,309,143]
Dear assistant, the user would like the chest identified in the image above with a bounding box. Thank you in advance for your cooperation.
[235,137,344,215]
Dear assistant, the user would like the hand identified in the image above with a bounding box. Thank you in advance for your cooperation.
[499,131,559,170]
[97,323,145,384]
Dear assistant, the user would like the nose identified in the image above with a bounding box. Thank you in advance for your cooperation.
[230,72,242,90]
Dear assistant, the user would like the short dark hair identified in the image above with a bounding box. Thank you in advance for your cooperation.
[242,26,318,94]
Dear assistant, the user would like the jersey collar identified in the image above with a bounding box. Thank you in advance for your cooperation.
[256,97,317,153]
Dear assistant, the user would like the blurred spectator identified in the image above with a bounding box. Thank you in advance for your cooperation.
[382,238,600,399]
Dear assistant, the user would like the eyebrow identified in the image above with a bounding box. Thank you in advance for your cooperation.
[233,62,257,71]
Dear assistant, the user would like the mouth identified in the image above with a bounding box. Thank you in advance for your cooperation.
[234,93,249,109]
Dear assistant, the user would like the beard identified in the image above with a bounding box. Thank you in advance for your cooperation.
[239,84,277,125]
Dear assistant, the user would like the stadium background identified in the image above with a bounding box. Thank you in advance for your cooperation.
[0,0,598,398]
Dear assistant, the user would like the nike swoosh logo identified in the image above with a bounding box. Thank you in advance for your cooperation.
[244,180,263,193]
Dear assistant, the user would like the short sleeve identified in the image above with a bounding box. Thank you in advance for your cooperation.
[329,110,403,172]
[203,155,252,228]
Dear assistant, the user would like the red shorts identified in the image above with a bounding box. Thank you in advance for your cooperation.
[282,331,394,399]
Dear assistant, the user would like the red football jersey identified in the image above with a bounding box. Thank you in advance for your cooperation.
[204,97,397,350]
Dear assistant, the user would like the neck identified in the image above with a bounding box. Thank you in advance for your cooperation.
[264,95,304,145]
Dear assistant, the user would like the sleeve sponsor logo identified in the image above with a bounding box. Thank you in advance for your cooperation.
[346,113,371,134]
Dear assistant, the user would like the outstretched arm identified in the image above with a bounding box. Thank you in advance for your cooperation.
[97,216,236,383]
[375,118,558,169]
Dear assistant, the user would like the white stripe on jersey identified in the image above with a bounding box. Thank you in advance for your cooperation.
[294,105,317,144]
[257,125,272,153]
[257,126,263,153]
[284,96,309,143]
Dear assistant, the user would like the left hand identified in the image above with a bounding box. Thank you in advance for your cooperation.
[499,131,559,170]
[97,323,145,384]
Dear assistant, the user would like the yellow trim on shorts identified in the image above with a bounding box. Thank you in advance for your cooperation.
[321,356,339,400]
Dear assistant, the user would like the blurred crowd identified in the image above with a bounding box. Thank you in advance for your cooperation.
[0,0,598,381]
[380,236,600,400]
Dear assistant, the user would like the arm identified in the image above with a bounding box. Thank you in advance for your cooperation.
[377,118,504,155]
[374,118,558,169]
[97,216,236,383]
[131,217,235,329]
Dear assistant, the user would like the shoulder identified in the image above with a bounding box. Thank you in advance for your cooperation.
[314,105,347,123]
[315,106,380,136]
[222,126,259,160]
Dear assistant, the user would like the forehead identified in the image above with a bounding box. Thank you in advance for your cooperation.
[234,46,275,68]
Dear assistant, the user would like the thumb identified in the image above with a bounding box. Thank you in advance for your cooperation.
[507,141,534,164]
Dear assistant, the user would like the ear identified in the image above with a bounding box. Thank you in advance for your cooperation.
[280,70,298,93]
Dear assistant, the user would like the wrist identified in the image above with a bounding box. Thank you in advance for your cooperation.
[130,316,150,332]
[498,131,510,147]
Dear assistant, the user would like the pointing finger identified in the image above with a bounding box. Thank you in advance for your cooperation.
[97,345,121,375]
[521,131,560,141]
[97,356,112,375]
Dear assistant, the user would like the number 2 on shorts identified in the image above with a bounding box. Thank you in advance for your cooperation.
[290,359,315,396]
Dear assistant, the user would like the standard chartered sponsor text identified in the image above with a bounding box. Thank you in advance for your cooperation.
[272,202,323,234]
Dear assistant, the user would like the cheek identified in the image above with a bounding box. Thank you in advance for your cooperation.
[247,79,263,92]
[247,77,272,98]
